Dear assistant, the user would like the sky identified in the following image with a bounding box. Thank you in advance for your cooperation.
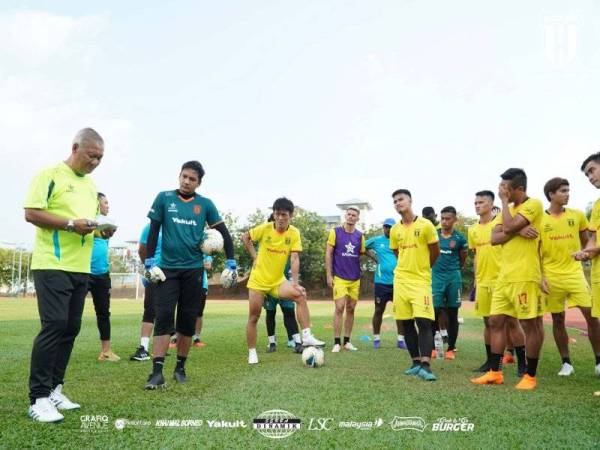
[2,0,600,247]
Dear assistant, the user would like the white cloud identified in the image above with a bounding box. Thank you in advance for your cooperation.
[0,10,108,66]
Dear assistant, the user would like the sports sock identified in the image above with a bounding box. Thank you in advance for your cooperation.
[152,357,165,375]
[193,334,200,341]
[292,333,301,344]
[176,355,187,370]
[334,338,341,346]
[526,357,539,377]
[490,353,503,371]
[398,334,405,341]
[441,329,448,338]
[141,337,150,351]
[420,361,431,372]
[268,336,276,345]
[485,344,491,361]
[249,348,257,358]
[562,356,572,365]
[374,334,381,341]
[343,336,350,345]
[515,346,526,371]
[596,355,600,365]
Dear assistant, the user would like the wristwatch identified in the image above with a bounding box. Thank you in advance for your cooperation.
[65,219,75,232]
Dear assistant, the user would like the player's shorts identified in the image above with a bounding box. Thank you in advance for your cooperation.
[591,283,600,318]
[474,284,494,318]
[392,282,435,321]
[198,287,208,317]
[263,295,295,311]
[432,274,462,308]
[374,283,394,306]
[333,276,360,301]
[154,268,204,336]
[490,281,543,319]
[543,275,591,314]
[247,277,286,299]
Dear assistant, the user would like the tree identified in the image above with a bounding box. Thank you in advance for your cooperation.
[455,212,478,292]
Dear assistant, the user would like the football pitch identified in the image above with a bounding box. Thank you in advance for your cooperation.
[1,298,600,449]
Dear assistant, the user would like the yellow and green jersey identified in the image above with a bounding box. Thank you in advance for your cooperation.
[468,216,501,287]
[495,197,543,283]
[248,222,302,288]
[24,162,98,273]
[389,216,438,285]
[540,208,588,280]
[589,199,600,284]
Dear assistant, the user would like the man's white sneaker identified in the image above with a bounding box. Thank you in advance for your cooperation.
[344,342,358,351]
[331,344,341,353]
[50,384,80,410]
[558,363,574,377]
[302,334,325,347]
[248,352,259,365]
[595,363,600,377]
[28,397,64,423]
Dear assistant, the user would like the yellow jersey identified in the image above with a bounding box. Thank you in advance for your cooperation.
[495,197,543,283]
[589,199,600,283]
[248,222,302,288]
[468,217,501,287]
[540,208,588,279]
[389,216,438,284]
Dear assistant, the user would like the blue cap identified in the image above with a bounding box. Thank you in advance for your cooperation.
[383,218,395,227]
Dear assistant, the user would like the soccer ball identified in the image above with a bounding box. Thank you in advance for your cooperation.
[201,229,224,255]
[220,268,237,288]
[302,346,324,368]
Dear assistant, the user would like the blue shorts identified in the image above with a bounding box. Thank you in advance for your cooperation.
[374,283,394,305]
[263,295,295,311]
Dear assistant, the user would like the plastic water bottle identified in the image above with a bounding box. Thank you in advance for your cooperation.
[434,332,444,359]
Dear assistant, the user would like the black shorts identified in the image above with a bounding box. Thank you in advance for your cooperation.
[374,283,394,305]
[198,288,207,318]
[142,283,156,323]
[154,268,204,336]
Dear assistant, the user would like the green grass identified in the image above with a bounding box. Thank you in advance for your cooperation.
[1,298,600,449]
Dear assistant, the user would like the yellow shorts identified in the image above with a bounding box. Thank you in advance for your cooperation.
[333,276,360,301]
[392,282,435,321]
[543,276,591,314]
[592,283,600,318]
[490,281,543,319]
[474,285,494,318]
[247,278,285,298]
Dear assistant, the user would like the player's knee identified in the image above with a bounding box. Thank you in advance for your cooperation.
[415,317,432,332]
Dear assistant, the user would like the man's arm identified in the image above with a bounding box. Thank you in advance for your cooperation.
[145,220,161,259]
[580,229,589,249]
[471,250,477,286]
[138,243,147,262]
[290,251,300,285]
[459,248,467,268]
[24,208,96,236]
[429,242,440,267]
[241,231,257,264]
[325,244,334,288]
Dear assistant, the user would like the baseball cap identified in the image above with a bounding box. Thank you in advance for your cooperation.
[383,218,395,227]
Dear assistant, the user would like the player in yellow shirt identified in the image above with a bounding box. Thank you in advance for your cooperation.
[390,189,440,381]
[472,168,544,390]
[541,177,600,377]
[241,197,324,364]
[469,191,527,375]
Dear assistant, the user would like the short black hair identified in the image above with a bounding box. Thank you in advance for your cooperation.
[391,189,411,199]
[581,152,600,172]
[500,168,527,190]
[97,192,106,199]
[181,160,205,180]
[475,190,495,201]
[267,213,275,222]
[441,206,457,215]
[422,206,435,216]
[272,197,294,214]
[543,177,569,201]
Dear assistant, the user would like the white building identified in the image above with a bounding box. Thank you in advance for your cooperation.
[321,198,374,231]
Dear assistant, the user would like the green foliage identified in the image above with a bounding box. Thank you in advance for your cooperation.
[0,248,31,293]
[455,212,478,291]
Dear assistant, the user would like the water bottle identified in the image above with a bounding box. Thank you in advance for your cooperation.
[434,332,444,359]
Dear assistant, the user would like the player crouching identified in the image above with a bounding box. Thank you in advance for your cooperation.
[242,197,324,364]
